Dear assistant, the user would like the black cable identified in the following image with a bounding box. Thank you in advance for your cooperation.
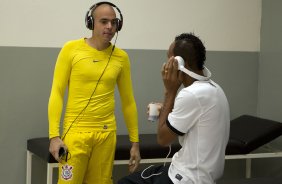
[61,33,118,141]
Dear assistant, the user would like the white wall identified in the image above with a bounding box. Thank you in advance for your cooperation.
[0,0,261,51]
[0,1,265,183]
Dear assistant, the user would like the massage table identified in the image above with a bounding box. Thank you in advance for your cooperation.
[26,115,282,184]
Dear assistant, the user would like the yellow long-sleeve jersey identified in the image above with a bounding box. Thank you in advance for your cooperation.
[48,38,139,142]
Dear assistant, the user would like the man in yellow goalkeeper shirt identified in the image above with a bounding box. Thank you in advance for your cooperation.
[48,2,140,183]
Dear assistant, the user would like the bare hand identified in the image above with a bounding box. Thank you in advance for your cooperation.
[49,137,67,162]
[162,56,182,93]
[128,142,141,173]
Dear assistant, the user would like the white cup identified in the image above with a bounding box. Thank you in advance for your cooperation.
[148,103,159,122]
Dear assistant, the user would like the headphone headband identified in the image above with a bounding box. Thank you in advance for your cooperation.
[85,1,123,31]
[175,56,211,81]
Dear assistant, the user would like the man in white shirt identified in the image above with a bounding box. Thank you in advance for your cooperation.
[118,33,230,184]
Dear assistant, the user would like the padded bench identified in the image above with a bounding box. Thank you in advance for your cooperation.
[226,115,282,155]
[218,177,282,184]
[26,115,282,184]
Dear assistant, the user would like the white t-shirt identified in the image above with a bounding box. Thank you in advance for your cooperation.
[167,80,230,184]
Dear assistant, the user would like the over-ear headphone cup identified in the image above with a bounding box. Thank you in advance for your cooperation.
[87,16,94,30]
[175,56,185,70]
[117,19,123,31]
[116,19,121,31]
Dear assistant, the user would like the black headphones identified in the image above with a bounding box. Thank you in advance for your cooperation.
[85,1,123,31]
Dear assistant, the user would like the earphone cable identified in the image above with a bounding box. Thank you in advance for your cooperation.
[140,144,172,179]
[61,33,118,141]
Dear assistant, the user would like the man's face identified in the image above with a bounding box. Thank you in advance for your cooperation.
[93,5,118,42]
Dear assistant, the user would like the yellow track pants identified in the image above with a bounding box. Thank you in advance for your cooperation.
[58,131,116,184]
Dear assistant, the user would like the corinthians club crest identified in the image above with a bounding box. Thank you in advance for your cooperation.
[61,164,73,180]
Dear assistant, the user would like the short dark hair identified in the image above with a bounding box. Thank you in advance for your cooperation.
[174,33,206,70]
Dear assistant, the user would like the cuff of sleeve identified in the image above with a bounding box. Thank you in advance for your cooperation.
[49,133,60,139]
[129,135,139,143]
[166,119,185,136]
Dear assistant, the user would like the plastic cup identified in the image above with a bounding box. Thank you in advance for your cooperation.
[148,103,159,122]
